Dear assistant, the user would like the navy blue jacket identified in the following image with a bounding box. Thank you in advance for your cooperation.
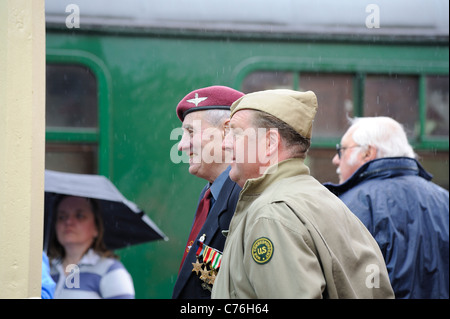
[324,157,449,299]
[172,176,241,299]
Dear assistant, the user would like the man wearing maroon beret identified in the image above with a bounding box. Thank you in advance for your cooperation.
[172,86,243,299]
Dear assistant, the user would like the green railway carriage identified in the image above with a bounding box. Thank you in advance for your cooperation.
[44,0,449,298]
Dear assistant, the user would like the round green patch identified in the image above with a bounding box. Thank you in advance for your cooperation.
[251,237,274,264]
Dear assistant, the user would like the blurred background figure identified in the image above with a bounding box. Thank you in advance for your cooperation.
[325,116,449,299]
[48,195,135,299]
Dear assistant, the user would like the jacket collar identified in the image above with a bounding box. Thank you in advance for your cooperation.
[325,157,432,195]
[201,175,238,245]
[209,166,231,203]
[241,158,310,196]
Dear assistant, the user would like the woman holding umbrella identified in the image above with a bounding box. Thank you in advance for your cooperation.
[48,195,135,299]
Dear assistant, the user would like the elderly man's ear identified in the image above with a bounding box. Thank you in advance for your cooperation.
[222,119,230,138]
[363,145,378,162]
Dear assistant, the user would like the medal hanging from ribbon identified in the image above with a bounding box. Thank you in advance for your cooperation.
[191,235,223,291]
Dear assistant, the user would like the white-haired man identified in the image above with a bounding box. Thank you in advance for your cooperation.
[325,116,449,299]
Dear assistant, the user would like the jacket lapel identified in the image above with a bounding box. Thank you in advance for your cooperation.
[200,177,236,248]
[173,177,238,298]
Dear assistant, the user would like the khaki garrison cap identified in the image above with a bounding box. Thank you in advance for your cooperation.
[230,89,318,139]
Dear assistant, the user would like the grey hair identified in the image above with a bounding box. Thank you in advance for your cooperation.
[349,116,416,159]
[204,109,231,127]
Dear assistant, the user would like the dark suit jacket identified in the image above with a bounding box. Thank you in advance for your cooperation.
[172,175,241,299]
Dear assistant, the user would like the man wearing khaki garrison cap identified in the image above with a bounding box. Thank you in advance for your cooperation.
[211,89,394,299]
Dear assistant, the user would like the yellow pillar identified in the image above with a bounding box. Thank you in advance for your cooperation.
[0,0,46,298]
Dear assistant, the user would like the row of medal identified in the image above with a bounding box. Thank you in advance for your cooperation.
[191,234,223,291]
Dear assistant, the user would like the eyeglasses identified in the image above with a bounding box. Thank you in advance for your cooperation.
[336,144,361,159]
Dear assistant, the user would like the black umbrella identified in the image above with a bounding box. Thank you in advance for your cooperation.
[44,169,168,252]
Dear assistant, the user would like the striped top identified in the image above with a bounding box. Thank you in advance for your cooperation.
[50,249,135,299]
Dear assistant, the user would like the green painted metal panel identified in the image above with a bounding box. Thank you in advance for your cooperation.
[46,129,98,142]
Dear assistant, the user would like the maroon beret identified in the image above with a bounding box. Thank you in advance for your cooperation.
[176,86,244,121]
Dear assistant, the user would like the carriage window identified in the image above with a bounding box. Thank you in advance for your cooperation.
[46,64,98,128]
[364,75,419,140]
[242,71,293,93]
[425,75,449,138]
[45,64,98,174]
[240,71,355,184]
[241,71,354,139]
[299,73,354,139]
[45,143,97,174]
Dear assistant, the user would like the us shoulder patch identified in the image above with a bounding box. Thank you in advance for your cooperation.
[251,237,274,264]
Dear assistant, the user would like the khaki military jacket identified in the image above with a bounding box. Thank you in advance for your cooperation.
[211,158,394,299]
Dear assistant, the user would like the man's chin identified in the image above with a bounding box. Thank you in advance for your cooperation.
[228,166,239,183]
[188,163,200,176]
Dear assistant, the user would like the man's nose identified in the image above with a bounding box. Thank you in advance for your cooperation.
[332,153,340,166]
[222,131,233,151]
[177,132,191,152]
